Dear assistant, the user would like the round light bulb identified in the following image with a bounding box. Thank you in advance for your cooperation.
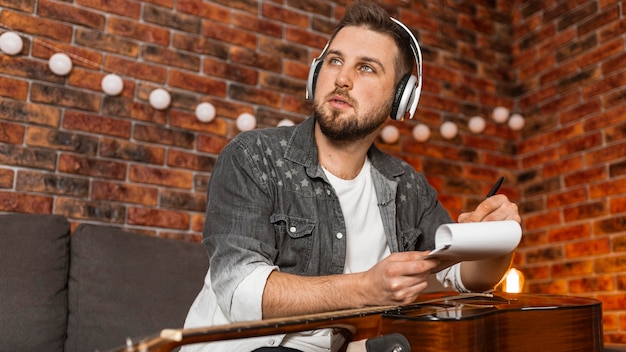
[412,124,430,142]
[381,125,400,144]
[149,88,171,110]
[440,121,458,140]
[508,113,525,131]
[101,74,124,96]
[492,106,509,124]
[236,112,256,131]
[0,32,23,55]
[48,53,73,76]
[277,119,295,127]
[468,116,486,133]
[195,102,216,123]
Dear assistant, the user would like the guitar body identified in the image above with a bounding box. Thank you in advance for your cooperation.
[377,293,604,352]
[110,293,603,352]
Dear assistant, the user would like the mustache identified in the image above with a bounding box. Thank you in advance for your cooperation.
[325,88,355,106]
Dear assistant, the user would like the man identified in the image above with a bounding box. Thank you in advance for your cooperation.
[183,1,521,351]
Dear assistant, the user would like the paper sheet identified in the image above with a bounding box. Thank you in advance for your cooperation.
[426,220,522,261]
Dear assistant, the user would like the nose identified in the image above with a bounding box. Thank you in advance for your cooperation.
[334,65,353,90]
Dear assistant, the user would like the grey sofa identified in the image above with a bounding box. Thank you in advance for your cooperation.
[0,213,208,352]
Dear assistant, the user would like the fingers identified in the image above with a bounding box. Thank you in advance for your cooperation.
[458,194,520,223]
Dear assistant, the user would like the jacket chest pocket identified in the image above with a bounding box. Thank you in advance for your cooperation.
[270,213,316,273]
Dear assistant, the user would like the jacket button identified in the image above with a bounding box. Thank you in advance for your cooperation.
[336,232,344,239]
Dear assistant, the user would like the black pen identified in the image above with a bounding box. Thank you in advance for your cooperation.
[486,176,504,198]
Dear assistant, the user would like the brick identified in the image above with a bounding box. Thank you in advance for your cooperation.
[0,169,13,188]
[103,56,167,83]
[578,5,619,35]
[129,165,193,189]
[0,55,63,83]
[128,207,190,229]
[177,0,230,22]
[527,279,568,294]
[25,126,98,154]
[169,70,227,96]
[546,187,588,209]
[167,149,216,172]
[234,12,283,38]
[203,57,258,85]
[611,160,626,177]
[143,4,200,33]
[551,259,594,277]
[16,170,89,196]
[547,223,591,242]
[58,153,126,179]
[594,215,626,235]
[55,196,125,223]
[208,0,257,14]
[565,238,611,258]
[597,293,626,310]
[261,1,309,28]
[0,76,28,100]
[0,121,24,144]
[38,0,105,30]
[75,28,139,57]
[63,111,131,138]
[229,84,282,108]
[524,210,563,230]
[31,84,100,112]
[133,123,195,149]
[160,189,206,212]
[564,201,608,221]
[142,45,200,71]
[92,180,158,206]
[590,178,626,198]
[76,0,141,19]
[0,144,56,170]
[230,46,282,73]
[0,0,35,12]
[191,213,205,233]
[612,234,626,252]
[557,2,598,31]
[259,36,309,63]
[0,190,53,213]
[1,10,72,42]
[102,97,166,124]
[202,21,256,50]
[173,33,229,59]
[197,134,229,155]
[169,110,228,136]
[569,275,614,293]
[0,99,60,127]
[287,0,332,17]
[259,72,305,96]
[564,166,606,187]
[107,17,170,46]
[99,138,165,165]
[583,69,626,99]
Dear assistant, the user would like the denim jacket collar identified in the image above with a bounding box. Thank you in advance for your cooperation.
[284,115,406,180]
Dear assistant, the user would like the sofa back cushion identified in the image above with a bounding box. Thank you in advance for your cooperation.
[0,214,71,352]
[65,224,208,352]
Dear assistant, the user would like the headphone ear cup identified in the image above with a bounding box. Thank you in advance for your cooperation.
[391,74,417,120]
[306,58,323,101]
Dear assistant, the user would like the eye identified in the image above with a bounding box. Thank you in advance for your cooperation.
[328,57,342,66]
[360,64,375,73]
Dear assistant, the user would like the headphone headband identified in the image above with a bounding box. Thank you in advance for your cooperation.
[306,16,423,121]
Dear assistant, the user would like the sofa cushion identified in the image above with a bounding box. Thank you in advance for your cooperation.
[0,214,71,352]
[65,224,208,352]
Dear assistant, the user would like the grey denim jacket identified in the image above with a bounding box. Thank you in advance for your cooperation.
[202,116,453,314]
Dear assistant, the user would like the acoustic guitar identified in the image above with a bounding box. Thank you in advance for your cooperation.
[108,292,603,352]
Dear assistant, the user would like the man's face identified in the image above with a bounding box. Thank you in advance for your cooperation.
[313,26,399,141]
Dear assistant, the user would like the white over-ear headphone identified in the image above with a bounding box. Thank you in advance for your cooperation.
[306,17,423,121]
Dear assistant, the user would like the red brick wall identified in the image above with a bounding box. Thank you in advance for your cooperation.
[0,0,624,343]
[512,0,626,344]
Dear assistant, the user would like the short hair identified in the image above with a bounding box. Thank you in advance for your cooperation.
[327,0,415,83]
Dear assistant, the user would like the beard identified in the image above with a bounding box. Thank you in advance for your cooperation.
[314,88,393,141]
